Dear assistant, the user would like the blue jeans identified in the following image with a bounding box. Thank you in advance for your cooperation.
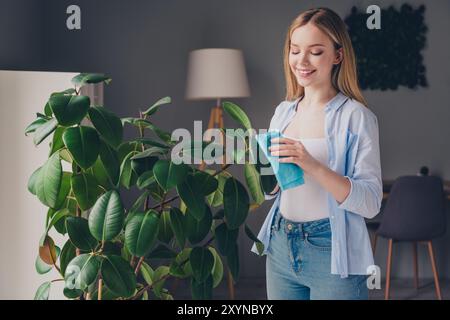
[266,210,368,300]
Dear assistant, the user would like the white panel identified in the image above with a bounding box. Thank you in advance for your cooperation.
[0,70,78,299]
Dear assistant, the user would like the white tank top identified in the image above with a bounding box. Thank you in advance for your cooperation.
[279,136,330,222]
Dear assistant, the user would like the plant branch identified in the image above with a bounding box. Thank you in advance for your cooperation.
[130,235,216,300]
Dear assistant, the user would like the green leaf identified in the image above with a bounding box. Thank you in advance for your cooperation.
[25,117,47,136]
[88,106,123,148]
[226,244,239,283]
[39,235,58,265]
[147,244,177,259]
[129,190,150,213]
[195,171,218,195]
[99,142,121,186]
[36,153,62,208]
[33,118,58,146]
[206,172,228,207]
[50,88,76,97]
[66,217,99,251]
[169,208,185,249]
[176,173,207,220]
[88,190,125,242]
[153,159,189,191]
[223,177,249,229]
[72,73,112,86]
[44,101,53,116]
[245,224,264,256]
[140,261,154,286]
[35,255,52,274]
[35,246,60,274]
[191,274,213,300]
[142,96,171,116]
[28,167,42,195]
[222,101,252,130]
[151,266,170,298]
[125,210,160,257]
[119,151,139,189]
[136,171,156,190]
[185,206,212,245]
[157,210,174,244]
[131,155,159,177]
[63,287,83,299]
[63,126,100,170]
[169,248,192,278]
[127,118,173,145]
[34,282,51,300]
[101,255,136,298]
[65,254,101,291]
[53,172,71,210]
[208,247,224,288]
[49,126,66,157]
[71,172,102,210]
[214,222,239,256]
[244,163,265,205]
[50,94,90,126]
[45,208,69,234]
[130,146,168,160]
[130,138,170,149]
[60,240,77,276]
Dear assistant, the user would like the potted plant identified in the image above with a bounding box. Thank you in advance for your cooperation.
[26,73,276,300]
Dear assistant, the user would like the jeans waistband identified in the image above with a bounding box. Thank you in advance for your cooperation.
[272,209,331,235]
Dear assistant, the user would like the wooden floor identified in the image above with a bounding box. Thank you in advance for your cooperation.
[165,277,449,300]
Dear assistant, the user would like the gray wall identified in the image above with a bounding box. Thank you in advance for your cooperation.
[1,0,450,282]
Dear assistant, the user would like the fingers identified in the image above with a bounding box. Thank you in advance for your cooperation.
[271,137,296,144]
[270,149,297,157]
[269,142,301,152]
[278,156,296,163]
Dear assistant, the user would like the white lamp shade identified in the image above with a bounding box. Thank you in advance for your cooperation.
[185,48,251,100]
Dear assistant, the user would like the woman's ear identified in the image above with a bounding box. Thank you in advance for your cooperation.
[333,48,343,65]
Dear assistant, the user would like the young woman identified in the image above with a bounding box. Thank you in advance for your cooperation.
[251,7,382,300]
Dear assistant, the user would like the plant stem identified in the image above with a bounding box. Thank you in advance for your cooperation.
[50,278,64,283]
[149,163,233,211]
[75,164,82,256]
[134,257,145,276]
[98,277,103,301]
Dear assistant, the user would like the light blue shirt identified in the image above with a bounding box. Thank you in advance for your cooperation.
[251,92,383,278]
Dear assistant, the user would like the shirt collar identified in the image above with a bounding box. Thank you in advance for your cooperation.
[289,91,348,113]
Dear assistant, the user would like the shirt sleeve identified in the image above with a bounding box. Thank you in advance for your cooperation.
[337,109,383,219]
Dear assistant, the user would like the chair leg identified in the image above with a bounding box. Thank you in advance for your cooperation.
[427,241,442,300]
[412,242,419,289]
[385,239,393,300]
[372,233,378,254]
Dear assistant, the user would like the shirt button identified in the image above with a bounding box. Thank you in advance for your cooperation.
[287,224,293,230]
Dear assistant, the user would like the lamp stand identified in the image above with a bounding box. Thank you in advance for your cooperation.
[199,98,226,171]
[199,99,235,300]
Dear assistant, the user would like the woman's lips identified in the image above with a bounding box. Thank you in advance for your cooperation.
[297,69,316,78]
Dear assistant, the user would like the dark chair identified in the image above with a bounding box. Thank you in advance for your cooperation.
[373,175,446,300]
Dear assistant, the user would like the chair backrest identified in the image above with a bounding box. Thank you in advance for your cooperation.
[377,175,447,241]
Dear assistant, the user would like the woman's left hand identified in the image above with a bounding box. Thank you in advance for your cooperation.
[269,137,321,174]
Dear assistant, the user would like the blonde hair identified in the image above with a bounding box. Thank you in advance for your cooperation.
[283,7,367,106]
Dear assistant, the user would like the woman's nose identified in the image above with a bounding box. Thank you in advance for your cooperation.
[297,53,310,67]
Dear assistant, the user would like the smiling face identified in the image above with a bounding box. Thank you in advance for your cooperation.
[288,23,342,89]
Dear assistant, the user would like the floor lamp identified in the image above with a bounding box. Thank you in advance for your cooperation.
[184,48,251,299]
